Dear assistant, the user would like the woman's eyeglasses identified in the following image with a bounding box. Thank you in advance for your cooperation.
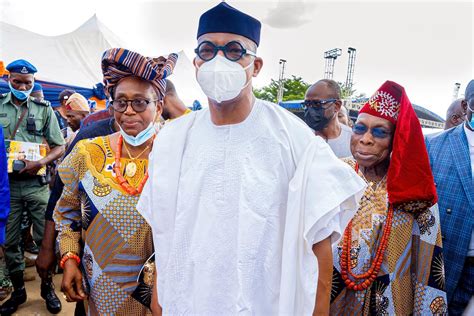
[110,99,158,113]
[195,41,256,62]
[352,123,391,139]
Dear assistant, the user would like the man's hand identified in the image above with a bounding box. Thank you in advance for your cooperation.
[36,247,56,280]
[36,221,58,280]
[61,260,86,302]
[312,237,333,316]
[20,159,44,175]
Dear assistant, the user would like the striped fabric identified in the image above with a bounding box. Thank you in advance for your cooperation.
[101,48,178,99]
[425,124,474,303]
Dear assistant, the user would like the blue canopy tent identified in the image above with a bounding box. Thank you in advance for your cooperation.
[279,100,304,110]
[0,76,106,108]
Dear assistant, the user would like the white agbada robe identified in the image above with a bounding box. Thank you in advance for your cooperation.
[138,99,366,315]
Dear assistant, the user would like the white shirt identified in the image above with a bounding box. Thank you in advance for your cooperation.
[463,123,474,256]
[138,99,365,315]
[327,123,353,158]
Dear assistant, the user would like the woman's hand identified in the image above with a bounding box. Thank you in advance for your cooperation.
[61,259,87,302]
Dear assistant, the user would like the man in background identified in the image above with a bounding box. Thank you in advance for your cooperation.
[161,80,191,120]
[30,83,44,100]
[445,98,466,130]
[337,105,351,127]
[55,89,75,138]
[81,101,112,127]
[426,80,474,315]
[304,79,352,158]
[63,93,90,146]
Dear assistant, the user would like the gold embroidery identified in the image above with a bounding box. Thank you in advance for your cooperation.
[77,136,148,195]
[92,177,112,197]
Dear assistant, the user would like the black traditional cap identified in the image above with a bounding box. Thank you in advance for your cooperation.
[6,59,37,74]
[197,2,262,46]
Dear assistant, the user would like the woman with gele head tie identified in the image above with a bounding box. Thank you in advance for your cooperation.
[330,81,447,316]
[54,48,177,315]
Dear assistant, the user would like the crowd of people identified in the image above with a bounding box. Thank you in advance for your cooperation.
[0,2,472,316]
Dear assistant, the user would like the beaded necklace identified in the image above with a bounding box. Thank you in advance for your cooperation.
[113,135,152,195]
[339,162,394,291]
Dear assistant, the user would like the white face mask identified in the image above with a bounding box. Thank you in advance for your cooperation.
[196,55,254,103]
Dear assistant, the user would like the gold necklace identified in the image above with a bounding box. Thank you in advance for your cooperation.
[357,166,387,191]
[122,140,152,178]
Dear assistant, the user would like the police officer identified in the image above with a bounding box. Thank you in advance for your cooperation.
[0,59,64,315]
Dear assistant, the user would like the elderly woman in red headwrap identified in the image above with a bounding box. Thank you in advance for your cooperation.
[54,48,177,315]
[330,81,447,315]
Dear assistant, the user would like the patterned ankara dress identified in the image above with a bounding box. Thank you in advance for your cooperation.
[54,136,153,316]
[330,159,447,316]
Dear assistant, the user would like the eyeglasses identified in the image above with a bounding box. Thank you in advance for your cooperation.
[195,41,256,62]
[302,99,338,109]
[352,123,391,139]
[110,99,158,113]
[451,113,466,121]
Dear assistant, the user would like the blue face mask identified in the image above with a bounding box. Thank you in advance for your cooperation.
[466,100,474,130]
[468,114,474,130]
[9,82,33,101]
[119,122,156,147]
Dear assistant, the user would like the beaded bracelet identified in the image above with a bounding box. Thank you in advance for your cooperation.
[60,252,81,269]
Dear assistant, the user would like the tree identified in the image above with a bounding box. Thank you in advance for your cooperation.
[254,76,310,103]
[338,82,366,100]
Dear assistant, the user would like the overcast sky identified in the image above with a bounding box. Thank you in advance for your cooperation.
[0,0,472,116]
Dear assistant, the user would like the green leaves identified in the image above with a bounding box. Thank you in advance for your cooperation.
[253,76,310,103]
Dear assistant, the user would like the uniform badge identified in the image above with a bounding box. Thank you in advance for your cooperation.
[21,66,28,74]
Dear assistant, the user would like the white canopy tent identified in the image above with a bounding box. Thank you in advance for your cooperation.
[0,15,206,106]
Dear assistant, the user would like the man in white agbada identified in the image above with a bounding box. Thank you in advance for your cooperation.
[137,2,366,315]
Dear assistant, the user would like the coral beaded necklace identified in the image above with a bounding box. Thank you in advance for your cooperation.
[113,135,153,195]
[339,162,394,291]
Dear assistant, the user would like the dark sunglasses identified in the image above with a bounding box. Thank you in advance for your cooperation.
[352,123,391,139]
[110,99,158,113]
[302,99,338,109]
[195,41,256,62]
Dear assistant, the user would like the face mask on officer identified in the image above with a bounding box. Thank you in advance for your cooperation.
[9,82,33,101]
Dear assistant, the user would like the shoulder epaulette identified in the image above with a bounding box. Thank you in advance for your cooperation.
[30,97,51,107]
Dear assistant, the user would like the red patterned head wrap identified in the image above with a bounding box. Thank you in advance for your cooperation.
[360,80,437,207]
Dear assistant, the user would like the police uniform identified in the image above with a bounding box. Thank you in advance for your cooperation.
[0,60,64,314]
[0,92,64,274]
